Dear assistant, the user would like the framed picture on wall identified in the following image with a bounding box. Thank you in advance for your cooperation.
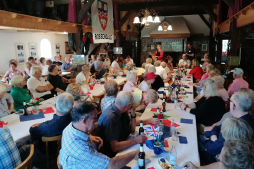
[28,43,37,60]
[15,43,26,64]
[202,44,208,51]
[65,42,74,54]
[55,43,61,55]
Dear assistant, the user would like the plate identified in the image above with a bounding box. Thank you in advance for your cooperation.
[158,157,172,169]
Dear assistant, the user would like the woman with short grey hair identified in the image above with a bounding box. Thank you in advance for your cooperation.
[10,75,31,111]
[75,65,92,84]
[179,78,226,126]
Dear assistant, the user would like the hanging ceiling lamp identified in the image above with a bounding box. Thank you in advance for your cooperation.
[133,8,160,28]
[158,18,172,31]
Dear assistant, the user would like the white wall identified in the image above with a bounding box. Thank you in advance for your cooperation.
[0,31,70,74]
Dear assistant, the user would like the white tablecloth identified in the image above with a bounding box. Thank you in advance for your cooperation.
[60,72,71,76]
[1,98,56,146]
[117,74,200,168]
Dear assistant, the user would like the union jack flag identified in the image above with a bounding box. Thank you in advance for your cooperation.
[144,126,159,137]
[93,79,101,84]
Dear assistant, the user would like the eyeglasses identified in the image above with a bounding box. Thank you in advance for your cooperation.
[89,114,99,119]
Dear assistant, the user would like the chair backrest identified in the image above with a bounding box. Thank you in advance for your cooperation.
[57,155,62,169]
[15,144,34,169]
[42,135,62,169]
[92,92,105,105]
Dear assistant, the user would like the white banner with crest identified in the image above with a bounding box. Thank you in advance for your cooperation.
[91,0,114,43]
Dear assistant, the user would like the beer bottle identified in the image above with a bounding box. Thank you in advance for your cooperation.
[23,101,28,115]
[138,144,145,169]
[162,99,166,112]
[139,121,144,135]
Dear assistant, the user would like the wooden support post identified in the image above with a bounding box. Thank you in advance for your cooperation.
[1,0,9,11]
[136,25,142,67]
[201,5,217,22]
[119,10,134,29]
[229,18,240,56]
[222,0,234,10]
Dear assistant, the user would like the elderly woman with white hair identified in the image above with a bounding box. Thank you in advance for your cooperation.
[0,84,14,117]
[123,71,138,92]
[75,65,92,84]
[66,83,82,101]
[10,75,32,111]
[212,75,229,101]
[27,67,54,100]
[179,79,226,126]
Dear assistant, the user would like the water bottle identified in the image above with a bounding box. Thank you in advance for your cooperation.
[170,120,176,137]
[170,145,177,167]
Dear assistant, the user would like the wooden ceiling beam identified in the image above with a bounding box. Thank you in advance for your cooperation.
[118,0,218,11]
[222,0,234,9]
[119,10,135,29]
[199,14,211,28]
[201,5,217,22]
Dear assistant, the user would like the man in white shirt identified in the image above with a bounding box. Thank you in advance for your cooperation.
[111,55,121,71]
[178,54,191,68]
[125,55,134,67]
[155,61,167,80]
[27,67,54,100]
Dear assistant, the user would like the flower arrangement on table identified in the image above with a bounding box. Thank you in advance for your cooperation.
[152,112,171,124]
[27,98,44,114]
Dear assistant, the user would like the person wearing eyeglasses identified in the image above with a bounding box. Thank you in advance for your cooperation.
[228,68,249,97]
[59,99,140,169]
[201,91,254,163]
[96,91,145,158]
[182,117,254,169]
[29,93,74,168]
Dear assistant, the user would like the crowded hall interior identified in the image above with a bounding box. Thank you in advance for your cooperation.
[1,0,254,169]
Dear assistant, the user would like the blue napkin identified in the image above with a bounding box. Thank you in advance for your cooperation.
[186,92,193,94]
[179,136,188,144]
[100,82,105,84]
[19,112,45,122]
[176,75,182,80]
[180,118,193,124]
[145,140,167,154]
[185,80,191,81]
[158,91,164,94]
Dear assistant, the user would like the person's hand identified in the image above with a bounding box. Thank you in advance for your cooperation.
[128,108,135,117]
[134,134,146,144]
[188,82,194,86]
[211,135,218,142]
[147,118,160,125]
[31,123,41,128]
[204,126,214,132]
[178,102,186,109]
[89,135,103,150]
[181,161,198,169]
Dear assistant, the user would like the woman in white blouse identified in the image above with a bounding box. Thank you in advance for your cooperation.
[75,65,92,84]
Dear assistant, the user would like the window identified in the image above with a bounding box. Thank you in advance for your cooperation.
[40,39,52,59]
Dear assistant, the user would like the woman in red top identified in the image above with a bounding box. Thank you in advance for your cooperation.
[189,59,203,81]
[154,44,164,62]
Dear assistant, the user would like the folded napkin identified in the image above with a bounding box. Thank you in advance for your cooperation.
[81,91,91,95]
[39,107,55,114]
[19,112,45,122]
[145,140,167,155]
[0,121,8,128]
[179,136,188,144]
[158,91,164,94]
[100,81,105,84]
[187,76,191,79]
[89,84,95,90]
[151,108,162,112]
[180,118,193,124]
[162,119,180,127]
[186,92,193,94]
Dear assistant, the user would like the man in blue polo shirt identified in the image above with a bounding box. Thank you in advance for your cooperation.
[96,91,145,158]
[61,57,73,72]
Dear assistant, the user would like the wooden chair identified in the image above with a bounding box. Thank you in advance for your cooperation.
[15,144,34,169]
[118,82,125,91]
[57,155,62,169]
[92,92,105,116]
[42,135,62,169]
[137,73,143,85]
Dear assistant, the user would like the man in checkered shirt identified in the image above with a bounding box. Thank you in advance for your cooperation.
[59,101,139,169]
[0,127,21,169]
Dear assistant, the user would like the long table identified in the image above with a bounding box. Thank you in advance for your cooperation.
[1,98,56,146]
[117,75,200,168]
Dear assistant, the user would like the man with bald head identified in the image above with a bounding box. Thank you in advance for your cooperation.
[155,61,167,80]
[61,57,73,72]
